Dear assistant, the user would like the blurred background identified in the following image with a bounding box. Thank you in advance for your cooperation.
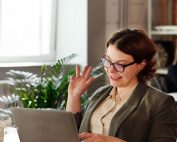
[0,0,177,96]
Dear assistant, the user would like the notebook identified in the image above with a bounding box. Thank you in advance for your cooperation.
[11,107,80,142]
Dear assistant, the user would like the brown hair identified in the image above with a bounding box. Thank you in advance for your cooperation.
[106,28,157,82]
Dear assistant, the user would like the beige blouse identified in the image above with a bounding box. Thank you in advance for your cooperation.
[90,84,137,136]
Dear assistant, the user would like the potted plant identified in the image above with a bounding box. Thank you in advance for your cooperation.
[5,54,104,109]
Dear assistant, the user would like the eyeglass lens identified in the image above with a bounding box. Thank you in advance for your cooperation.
[101,58,124,72]
[101,58,135,72]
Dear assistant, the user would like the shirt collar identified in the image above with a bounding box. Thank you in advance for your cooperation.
[108,83,138,101]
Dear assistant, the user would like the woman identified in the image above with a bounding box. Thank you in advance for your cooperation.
[66,29,177,142]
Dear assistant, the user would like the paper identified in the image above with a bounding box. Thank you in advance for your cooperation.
[3,127,20,142]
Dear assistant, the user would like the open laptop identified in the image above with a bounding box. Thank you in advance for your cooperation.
[11,107,80,142]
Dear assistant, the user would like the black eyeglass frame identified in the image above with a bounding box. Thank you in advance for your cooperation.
[100,57,136,73]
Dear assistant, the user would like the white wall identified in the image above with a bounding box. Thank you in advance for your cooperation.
[56,0,88,66]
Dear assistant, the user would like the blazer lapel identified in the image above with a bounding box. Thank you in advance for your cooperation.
[109,82,148,136]
[79,86,113,133]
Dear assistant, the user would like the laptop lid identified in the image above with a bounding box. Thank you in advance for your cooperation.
[11,107,80,142]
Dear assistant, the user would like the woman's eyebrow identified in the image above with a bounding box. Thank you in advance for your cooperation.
[114,60,130,63]
[109,59,130,63]
[105,55,131,63]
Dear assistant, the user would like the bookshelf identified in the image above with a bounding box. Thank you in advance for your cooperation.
[147,0,177,75]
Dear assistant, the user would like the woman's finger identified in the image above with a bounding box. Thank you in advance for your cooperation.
[84,66,93,80]
[79,132,94,139]
[76,65,80,77]
[70,75,75,81]
[81,65,89,77]
[86,77,95,85]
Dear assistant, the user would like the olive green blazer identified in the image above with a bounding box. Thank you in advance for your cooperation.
[79,82,177,142]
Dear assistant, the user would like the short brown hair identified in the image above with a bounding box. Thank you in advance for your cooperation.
[106,28,157,82]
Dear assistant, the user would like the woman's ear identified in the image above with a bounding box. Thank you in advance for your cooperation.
[138,60,146,71]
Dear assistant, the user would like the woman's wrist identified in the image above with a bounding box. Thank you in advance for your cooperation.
[66,95,81,113]
[67,94,81,101]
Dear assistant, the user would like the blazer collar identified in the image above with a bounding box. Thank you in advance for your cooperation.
[79,86,113,133]
[109,82,148,136]
[79,82,148,135]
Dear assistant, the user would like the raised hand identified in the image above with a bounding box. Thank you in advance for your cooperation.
[68,65,95,98]
[66,65,95,112]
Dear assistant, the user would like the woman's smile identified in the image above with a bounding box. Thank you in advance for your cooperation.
[109,75,122,81]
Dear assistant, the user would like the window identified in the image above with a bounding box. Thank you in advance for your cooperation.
[0,0,57,63]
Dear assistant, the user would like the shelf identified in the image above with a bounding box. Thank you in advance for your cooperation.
[156,68,168,75]
[150,30,177,35]
[148,0,177,37]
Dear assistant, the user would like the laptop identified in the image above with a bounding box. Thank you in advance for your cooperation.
[11,107,80,142]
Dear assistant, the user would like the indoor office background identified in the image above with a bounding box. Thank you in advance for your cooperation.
[0,0,176,96]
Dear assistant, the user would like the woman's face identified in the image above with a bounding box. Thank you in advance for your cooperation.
[104,44,140,88]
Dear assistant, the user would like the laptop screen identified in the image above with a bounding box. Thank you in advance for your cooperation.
[11,108,80,142]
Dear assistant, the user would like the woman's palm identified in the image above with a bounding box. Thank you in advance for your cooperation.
[68,65,95,98]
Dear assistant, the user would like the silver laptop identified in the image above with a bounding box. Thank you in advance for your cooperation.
[11,107,80,142]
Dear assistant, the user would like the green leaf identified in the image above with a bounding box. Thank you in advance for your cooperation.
[5,53,103,109]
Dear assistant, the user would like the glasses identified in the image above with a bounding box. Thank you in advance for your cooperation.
[100,57,136,73]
